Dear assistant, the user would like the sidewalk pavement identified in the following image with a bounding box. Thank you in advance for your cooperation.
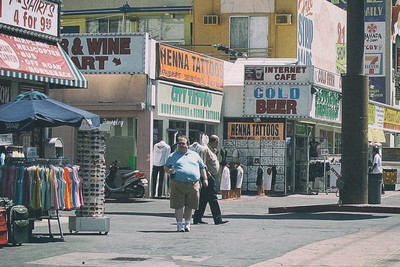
[3,190,400,266]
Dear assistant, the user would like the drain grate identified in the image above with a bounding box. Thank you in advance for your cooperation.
[111,257,148,262]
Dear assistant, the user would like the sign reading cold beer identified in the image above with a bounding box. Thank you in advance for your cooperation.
[158,44,224,91]
[228,122,284,140]
[244,84,312,117]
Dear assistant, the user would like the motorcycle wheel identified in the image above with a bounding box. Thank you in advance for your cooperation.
[132,185,145,198]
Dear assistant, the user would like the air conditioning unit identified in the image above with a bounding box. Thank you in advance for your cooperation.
[275,14,292,25]
[203,15,220,25]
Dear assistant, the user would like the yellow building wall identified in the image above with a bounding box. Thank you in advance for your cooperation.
[273,0,297,58]
[192,0,298,60]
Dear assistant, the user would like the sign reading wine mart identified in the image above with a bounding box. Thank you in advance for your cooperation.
[157,82,223,123]
[0,0,59,38]
[60,33,146,74]
[243,84,312,117]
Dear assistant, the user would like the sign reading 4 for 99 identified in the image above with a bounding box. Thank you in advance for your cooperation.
[0,0,59,38]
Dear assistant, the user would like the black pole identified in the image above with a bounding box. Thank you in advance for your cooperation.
[341,1,368,204]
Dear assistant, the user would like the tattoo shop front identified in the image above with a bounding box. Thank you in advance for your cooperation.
[223,65,342,195]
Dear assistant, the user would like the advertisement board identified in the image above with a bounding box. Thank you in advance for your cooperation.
[158,44,224,91]
[0,0,59,39]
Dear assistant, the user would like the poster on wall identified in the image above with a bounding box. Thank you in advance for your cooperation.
[297,0,347,74]
[369,77,385,103]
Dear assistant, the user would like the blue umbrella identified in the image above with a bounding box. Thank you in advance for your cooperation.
[0,91,100,133]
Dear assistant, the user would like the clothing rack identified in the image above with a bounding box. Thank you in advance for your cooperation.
[1,158,79,242]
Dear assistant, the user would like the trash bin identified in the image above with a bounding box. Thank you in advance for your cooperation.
[368,173,382,204]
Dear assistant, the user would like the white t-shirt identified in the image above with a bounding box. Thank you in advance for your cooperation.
[372,153,383,174]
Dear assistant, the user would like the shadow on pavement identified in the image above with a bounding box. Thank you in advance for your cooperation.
[105,211,389,221]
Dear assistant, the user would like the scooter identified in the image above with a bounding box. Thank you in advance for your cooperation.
[105,161,148,199]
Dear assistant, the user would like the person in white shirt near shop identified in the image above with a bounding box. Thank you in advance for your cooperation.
[371,146,385,194]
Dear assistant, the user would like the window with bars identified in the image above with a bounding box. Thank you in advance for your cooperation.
[86,17,132,33]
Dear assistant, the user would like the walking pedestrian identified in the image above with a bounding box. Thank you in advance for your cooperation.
[164,136,208,232]
[191,135,228,225]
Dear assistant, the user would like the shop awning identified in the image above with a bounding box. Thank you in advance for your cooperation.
[368,128,386,143]
[0,33,87,88]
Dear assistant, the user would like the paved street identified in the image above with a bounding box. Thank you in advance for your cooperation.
[2,191,400,266]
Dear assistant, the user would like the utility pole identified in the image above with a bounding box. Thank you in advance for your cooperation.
[341,1,368,204]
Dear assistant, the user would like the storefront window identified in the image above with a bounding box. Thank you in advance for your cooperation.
[102,118,137,169]
[335,132,342,154]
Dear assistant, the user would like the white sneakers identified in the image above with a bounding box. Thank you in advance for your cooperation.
[177,223,185,232]
[177,222,190,232]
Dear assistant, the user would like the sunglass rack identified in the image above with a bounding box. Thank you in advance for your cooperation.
[68,130,110,234]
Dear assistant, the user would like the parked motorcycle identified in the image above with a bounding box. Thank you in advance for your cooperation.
[105,161,148,199]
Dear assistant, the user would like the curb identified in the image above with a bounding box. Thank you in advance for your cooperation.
[268,204,400,214]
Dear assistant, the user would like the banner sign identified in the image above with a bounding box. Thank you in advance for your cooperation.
[313,67,341,91]
[314,89,340,120]
[0,33,75,80]
[157,82,223,123]
[384,107,400,131]
[158,44,224,91]
[61,33,146,74]
[227,122,284,140]
[0,0,59,38]
[244,84,311,117]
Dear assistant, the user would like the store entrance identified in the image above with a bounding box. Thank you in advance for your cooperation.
[295,136,309,193]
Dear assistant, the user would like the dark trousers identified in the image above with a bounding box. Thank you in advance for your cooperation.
[151,165,165,197]
[193,175,222,224]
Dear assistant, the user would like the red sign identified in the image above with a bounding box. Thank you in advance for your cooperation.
[0,33,75,80]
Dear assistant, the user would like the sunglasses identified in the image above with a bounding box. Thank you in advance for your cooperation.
[178,142,187,145]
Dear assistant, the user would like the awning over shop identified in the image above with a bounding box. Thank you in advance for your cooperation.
[0,33,87,88]
[368,128,386,143]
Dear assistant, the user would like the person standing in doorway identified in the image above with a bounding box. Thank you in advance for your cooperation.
[152,140,170,198]
[164,136,208,232]
[192,135,228,225]
[230,163,238,199]
[256,166,264,195]
[235,164,244,198]
[371,146,384,194]
[220,162,231,200]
